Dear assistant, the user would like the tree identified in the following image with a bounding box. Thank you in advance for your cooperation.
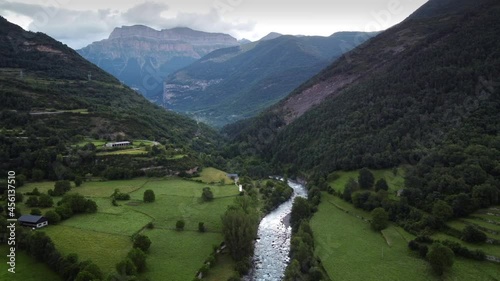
[115,258,137,276]
[44,210,61,224]
[84,200,98,213]
[309,267,324,281]
[74,271,96,281]
[74,176,83,187]
[55,203,73,220]
[198,222,206,233]
[461,225,487,243]
[133,234,151,252]
[290,197,311,232]
[221,204,259,262]
[375,178,389,191]
[432,200,453,221]
[358,168,375,189]
[283,259,301,281]
[38,193,54,208]
[143,189,155,203]
[54,180,72,195]
[343,178,358,202]
[176,220,185,231]
[26,196,39,207]
[127,248,147,272]
[371,207,389,231]
[202,187,214,202]
[427,242,454,275]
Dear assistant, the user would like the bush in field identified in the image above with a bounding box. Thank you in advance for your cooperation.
[461,225,487,243]
[143,189,155,203]
[176,220,185,231]
[427,242,454,275]
[202,187,214,202]
[133,234,151,252]
[44,210,61,224]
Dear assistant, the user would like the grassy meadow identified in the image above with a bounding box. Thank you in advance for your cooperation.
[328,167,406,198]
[194,167,232,184]
[312,192,500,281]
[14,174,240,279]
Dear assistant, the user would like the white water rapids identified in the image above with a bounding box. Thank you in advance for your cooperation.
[244,180,308,281]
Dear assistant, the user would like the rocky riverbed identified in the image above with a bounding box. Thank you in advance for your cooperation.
[244,180,308,281]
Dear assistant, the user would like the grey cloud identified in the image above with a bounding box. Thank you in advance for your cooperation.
[0,1,255,49]
[122,2,169,26]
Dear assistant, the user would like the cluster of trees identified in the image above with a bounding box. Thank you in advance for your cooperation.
[10,229,103,280]
[260,180,293,213]
[284,194,323,281]
[25,192,53,208]
[111,234,150,280]
[221,196,259,276]
[48,180,72,196]
[409,235,487,275]
[45,193,98,222]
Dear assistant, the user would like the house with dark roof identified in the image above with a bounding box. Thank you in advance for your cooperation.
[18,215,48,228]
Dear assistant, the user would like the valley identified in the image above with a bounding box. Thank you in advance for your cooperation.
[1,0,500,280]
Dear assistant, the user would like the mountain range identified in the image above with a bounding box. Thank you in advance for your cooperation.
[77,25,239,98]
[223,0,500,176]
[160,32,376,127]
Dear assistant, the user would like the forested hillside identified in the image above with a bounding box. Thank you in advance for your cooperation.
[161,32,376,127]
[224,0,500,175]
[0,17,220,180]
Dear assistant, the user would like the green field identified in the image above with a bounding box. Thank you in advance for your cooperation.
[15,175,239,279]
[142,229,224,280]
[311,194,500,281]
[96,147,148,156]
[0,245,62,281]
[42,226,132,275]
[204,253,237,281]
[328,167,405,198]
[194,167,231,184]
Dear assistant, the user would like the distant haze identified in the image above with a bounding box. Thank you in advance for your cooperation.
[0,0,427,49]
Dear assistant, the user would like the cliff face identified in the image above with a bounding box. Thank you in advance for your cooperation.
[77,25,239,98]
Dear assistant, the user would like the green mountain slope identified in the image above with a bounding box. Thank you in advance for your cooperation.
[0,17,219,179]
[160,32,376,127]
[223,0,500,175]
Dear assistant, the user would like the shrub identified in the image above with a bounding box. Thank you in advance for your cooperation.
[127,248,147,272]
[26,196,39,207]
[38,193,54,208]
[461,225,487,243]
[202,187,214,202]
[30,208,42,215]
[176,220,185,231]
[370,207,389,231]
[44,210,61,224]
[143,189,155,203]
[427,243,454,275]
[146,222,154,229]
[133,234,151,252]
[198,222,206,233]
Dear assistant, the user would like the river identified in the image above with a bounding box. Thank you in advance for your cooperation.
[244,179,308,281]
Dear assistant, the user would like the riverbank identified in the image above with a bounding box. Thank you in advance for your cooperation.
[244,180,308,281]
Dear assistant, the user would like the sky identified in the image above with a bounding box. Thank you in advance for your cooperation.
[0,0,428,49]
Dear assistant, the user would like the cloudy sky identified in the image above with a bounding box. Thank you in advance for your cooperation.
[1,0,428,49]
